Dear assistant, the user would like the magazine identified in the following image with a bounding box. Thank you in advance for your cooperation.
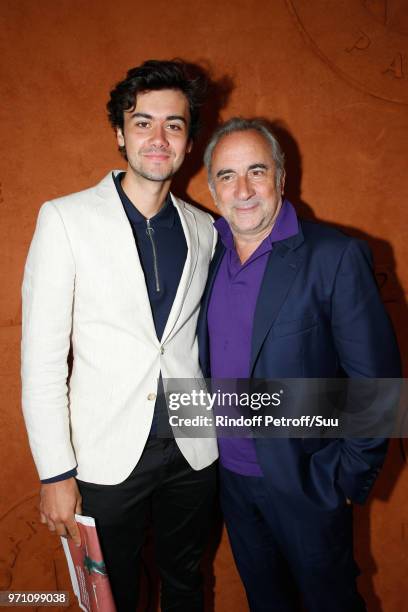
[61,514,116,612]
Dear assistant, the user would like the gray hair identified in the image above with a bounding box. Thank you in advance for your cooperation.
[204,117,285,190]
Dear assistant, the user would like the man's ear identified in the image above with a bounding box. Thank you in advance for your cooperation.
[209,183,218,206]
[116,127,125,148]
[186,139,193,154]
[280,170,286,195]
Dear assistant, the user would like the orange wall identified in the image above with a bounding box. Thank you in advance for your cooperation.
[0,1,407,610]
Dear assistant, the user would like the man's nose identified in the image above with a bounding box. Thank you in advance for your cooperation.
[235,175,255,200]
[150,125,169,148]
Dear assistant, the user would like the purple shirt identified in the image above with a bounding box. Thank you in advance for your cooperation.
[208,200,298,476]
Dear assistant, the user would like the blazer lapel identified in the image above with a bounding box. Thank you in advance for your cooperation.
[160,195,199,343]
[197,240,225,376]
[201,240,225,317]
[94,171,158,342]
[250,228,305,374]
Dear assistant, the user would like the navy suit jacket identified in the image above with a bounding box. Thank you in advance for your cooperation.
[198,216,401,510]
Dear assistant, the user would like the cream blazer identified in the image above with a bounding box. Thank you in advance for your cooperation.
[21,171,218,483]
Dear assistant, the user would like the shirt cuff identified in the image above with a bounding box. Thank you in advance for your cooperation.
[41,468,78,483]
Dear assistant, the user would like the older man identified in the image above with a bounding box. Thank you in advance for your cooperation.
[198,118,401,611]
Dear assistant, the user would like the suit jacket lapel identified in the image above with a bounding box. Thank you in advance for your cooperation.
[202,240,225,315]
[160,195,199,343]
[94,171,158,342]
[250,228,305,374]
[198,240,225,376]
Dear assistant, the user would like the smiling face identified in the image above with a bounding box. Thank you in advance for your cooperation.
[210,129,285,240]
[116,88,192,183]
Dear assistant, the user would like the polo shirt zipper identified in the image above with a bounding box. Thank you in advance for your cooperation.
[146,219,160,292]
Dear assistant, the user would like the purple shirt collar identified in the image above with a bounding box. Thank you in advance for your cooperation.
[214,198,299,252]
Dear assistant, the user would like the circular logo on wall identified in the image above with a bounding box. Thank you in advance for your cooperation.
[285,0,408,104]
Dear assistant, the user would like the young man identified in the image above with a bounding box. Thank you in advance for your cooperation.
[198,117,401,612]
[21,60,218,612]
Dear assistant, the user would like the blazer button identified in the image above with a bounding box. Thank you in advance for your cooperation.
[160,346,165,355]
[147,393,157,401]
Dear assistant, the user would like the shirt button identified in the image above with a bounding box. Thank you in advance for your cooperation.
[160,346,165,355]
[147,393,156,401]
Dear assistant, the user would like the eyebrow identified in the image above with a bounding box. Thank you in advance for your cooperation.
[215,163,269,179]
[130,112,187,124]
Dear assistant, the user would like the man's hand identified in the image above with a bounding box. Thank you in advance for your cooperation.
[39,478,82,546]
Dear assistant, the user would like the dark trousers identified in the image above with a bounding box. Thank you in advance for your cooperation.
[77,438,216,612]
[220,466,366,612]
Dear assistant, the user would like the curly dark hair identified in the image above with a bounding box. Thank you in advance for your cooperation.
[107,59,208,146]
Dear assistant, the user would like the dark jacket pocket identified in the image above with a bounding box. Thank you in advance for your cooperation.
[273,315,317,337]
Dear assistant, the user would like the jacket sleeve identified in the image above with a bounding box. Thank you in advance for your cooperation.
[21,202,77,480]
[330,238,401,503]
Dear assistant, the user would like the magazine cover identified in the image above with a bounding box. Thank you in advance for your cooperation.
[61,514,116,612]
